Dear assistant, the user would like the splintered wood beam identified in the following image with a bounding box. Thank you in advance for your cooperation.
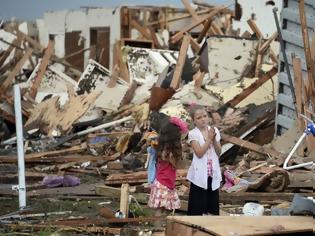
[171,6,226,43]
[187,34,201,53]
[299,0,314,100]
[147,8,211,26]
[0,38,19,67]
[181,0,204,31]
[0,48,33,93]
[227,67,278,107]
[29,39,54,99]
[170,35,190,89]
[221,133,286,159]
[197,19,213,43]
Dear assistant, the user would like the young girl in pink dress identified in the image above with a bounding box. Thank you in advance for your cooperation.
[148,116,188,215]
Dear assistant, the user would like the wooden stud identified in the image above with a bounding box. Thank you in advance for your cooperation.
[299,0,314,103]
[29,39,54,99]
[0,47,33,93]
[292,56,306,156]
[119,183,130,218]
[170,35,190,89]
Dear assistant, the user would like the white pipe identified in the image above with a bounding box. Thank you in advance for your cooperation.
[1,129,37,145]
[14,85,26,209]
[283,132,314,170]
[76,115,133,136]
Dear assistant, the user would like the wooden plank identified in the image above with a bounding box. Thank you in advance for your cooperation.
[170,35,190,89]
[181,0,204,31]
[147,8,212,26]
[299,0,314,100]
[0,47,33,92]
[197,19,213,43]
[105,169,188,185]
[292,56,305,156]
[187,34,201,53]
[255,38,263,77]
[167,216,313,235]
[227,67,278,107]
[119,183,129,218]
[171,6,226,43]
[221,133,287,159]
[0,38,19,67]
[25,143,87,160]
[29,39,54,99]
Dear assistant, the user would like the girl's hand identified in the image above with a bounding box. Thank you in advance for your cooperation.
[208,127,216,142]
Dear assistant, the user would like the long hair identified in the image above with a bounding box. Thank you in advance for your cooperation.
[157,122,182,167]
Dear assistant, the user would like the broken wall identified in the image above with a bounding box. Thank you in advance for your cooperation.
[36,8,121,71]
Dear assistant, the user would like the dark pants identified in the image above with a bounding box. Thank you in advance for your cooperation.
[187,176,219,215]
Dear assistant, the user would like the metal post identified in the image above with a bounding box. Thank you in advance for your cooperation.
[14,84,26,209]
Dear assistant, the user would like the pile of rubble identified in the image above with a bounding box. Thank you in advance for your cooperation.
[0,0,314,235]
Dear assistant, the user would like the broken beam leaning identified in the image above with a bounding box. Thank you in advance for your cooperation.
[170,35,190,89]
[221,133,287,161]
[29,39,54,99]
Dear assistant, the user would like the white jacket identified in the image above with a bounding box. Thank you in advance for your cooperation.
[187,126,222,190]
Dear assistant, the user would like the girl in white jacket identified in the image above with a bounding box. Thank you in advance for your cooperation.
[187,105,222,215]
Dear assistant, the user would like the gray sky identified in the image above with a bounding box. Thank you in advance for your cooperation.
[0,0,234,21]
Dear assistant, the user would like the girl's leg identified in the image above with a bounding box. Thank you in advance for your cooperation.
[153,208,167,228]
[206,176,220,215]
[187,182,208,215]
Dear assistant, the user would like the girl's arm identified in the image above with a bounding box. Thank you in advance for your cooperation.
[213,140,222,157]
[190,139,212,158]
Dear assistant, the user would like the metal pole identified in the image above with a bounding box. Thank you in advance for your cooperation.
[14,84,26,209]
[283,132,314,170]
[272,7,296,106]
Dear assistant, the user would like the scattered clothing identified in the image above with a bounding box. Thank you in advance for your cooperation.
[42,175,80,188]
[221,170,249,193]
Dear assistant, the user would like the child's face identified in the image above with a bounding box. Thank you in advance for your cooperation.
[193,109,209,129]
